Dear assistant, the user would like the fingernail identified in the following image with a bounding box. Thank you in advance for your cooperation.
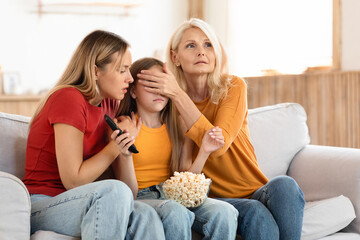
[209,132,213,135]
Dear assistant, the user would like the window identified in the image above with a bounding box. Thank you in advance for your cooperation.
[227,0,332,77]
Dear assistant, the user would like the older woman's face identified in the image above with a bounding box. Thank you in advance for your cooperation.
[173,27,215,76]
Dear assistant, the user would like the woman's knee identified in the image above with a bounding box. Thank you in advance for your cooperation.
[132,201,160,219]
[239,200,272,220]
[156,200,194,225]
[202,199,238,223]
[268,176,305,205]
[238,200,279,239]
[90,180,133,206]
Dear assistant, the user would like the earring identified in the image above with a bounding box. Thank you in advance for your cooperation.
[95,80,100,95]
[176,63,180,67]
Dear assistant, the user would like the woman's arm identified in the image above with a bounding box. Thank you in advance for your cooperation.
[138,69,247,157]
[137,63,202,130]
[55,113,141,193]
[54,123,120,190]
[185,77,248,157]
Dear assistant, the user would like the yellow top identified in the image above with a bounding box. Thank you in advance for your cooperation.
[186,76,268,198]
[133,123,171,189]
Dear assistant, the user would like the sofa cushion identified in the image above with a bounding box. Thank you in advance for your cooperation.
[248,103,310,179]
[0,112,30,179]
[31,230,80,240]
[318,232,360,240]
[0,171,31,239]
[302,195,356,240]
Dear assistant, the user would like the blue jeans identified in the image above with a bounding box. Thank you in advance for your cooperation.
[137,184,238,240]
[30,180,165,240]
[219,175,305,240]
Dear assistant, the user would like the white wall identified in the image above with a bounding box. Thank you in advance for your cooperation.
[203,0,228,47]
[205,0,333,77]
[205,0,360,76]
[341,0,360,71]
[0,0,188,94]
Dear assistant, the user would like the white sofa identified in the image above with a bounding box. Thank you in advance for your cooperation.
[1,103,360,240]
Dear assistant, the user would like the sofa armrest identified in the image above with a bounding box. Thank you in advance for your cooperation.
[0,171,31,240]
[287,145,360,234]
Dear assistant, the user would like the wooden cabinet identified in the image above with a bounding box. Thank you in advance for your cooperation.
[0,95,42,117]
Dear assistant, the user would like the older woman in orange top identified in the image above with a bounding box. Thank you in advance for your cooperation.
[137,18,305,240]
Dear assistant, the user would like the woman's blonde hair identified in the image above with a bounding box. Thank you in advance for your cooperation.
[166,18,231,104]
[117,57,182,175]
[30,30,129,126]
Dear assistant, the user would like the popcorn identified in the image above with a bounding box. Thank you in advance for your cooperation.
[161,171,211,208]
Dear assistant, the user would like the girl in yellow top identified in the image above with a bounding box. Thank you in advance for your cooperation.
[137,18,305,240]
[114,57,238,240]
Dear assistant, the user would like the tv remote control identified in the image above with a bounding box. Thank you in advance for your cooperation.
[104,114,139,154]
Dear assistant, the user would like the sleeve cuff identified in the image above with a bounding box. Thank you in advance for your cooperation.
[186,114,213,147]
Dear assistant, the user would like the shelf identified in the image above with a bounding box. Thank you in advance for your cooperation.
[36,0,143,17]
[0,95,43,102]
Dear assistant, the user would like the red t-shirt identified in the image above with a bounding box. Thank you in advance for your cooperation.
[23,87,119,197]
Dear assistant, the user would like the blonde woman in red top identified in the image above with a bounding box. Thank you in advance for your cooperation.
[137,18,305,240]
[23,30,165,240]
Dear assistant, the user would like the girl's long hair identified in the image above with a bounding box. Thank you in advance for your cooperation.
[30,30,129,126]
[117,57,182,175]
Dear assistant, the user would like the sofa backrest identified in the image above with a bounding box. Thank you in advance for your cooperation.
[248,103,310,179]
[0,112,30,179]
[0,102,310,181]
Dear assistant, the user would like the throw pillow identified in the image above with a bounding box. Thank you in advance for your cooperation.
[301,195,356,240]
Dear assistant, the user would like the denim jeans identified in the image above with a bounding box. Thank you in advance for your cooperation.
[30,180,165,240]
[137,184,238,240]
[219,175,305,240]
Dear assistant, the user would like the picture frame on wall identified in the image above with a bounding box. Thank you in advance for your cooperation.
[3,72,22,95]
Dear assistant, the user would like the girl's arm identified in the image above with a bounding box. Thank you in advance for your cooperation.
[179,127,224,174]
[111,135,138,199]
[112,114,142,199]
[178,116,224,174]
[54,123,120,190]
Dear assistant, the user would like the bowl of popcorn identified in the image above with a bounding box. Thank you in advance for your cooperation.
[161,171,211,208]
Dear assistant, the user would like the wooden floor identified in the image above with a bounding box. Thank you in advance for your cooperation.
[246,71,360,148]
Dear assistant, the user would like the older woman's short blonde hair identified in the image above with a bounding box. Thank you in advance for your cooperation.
[166,18,231,104]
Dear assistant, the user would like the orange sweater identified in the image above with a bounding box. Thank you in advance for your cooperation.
[186,76,268,198]
[133,123,171,189]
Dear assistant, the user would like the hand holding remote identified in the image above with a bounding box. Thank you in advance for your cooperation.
[104,114,139,154]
